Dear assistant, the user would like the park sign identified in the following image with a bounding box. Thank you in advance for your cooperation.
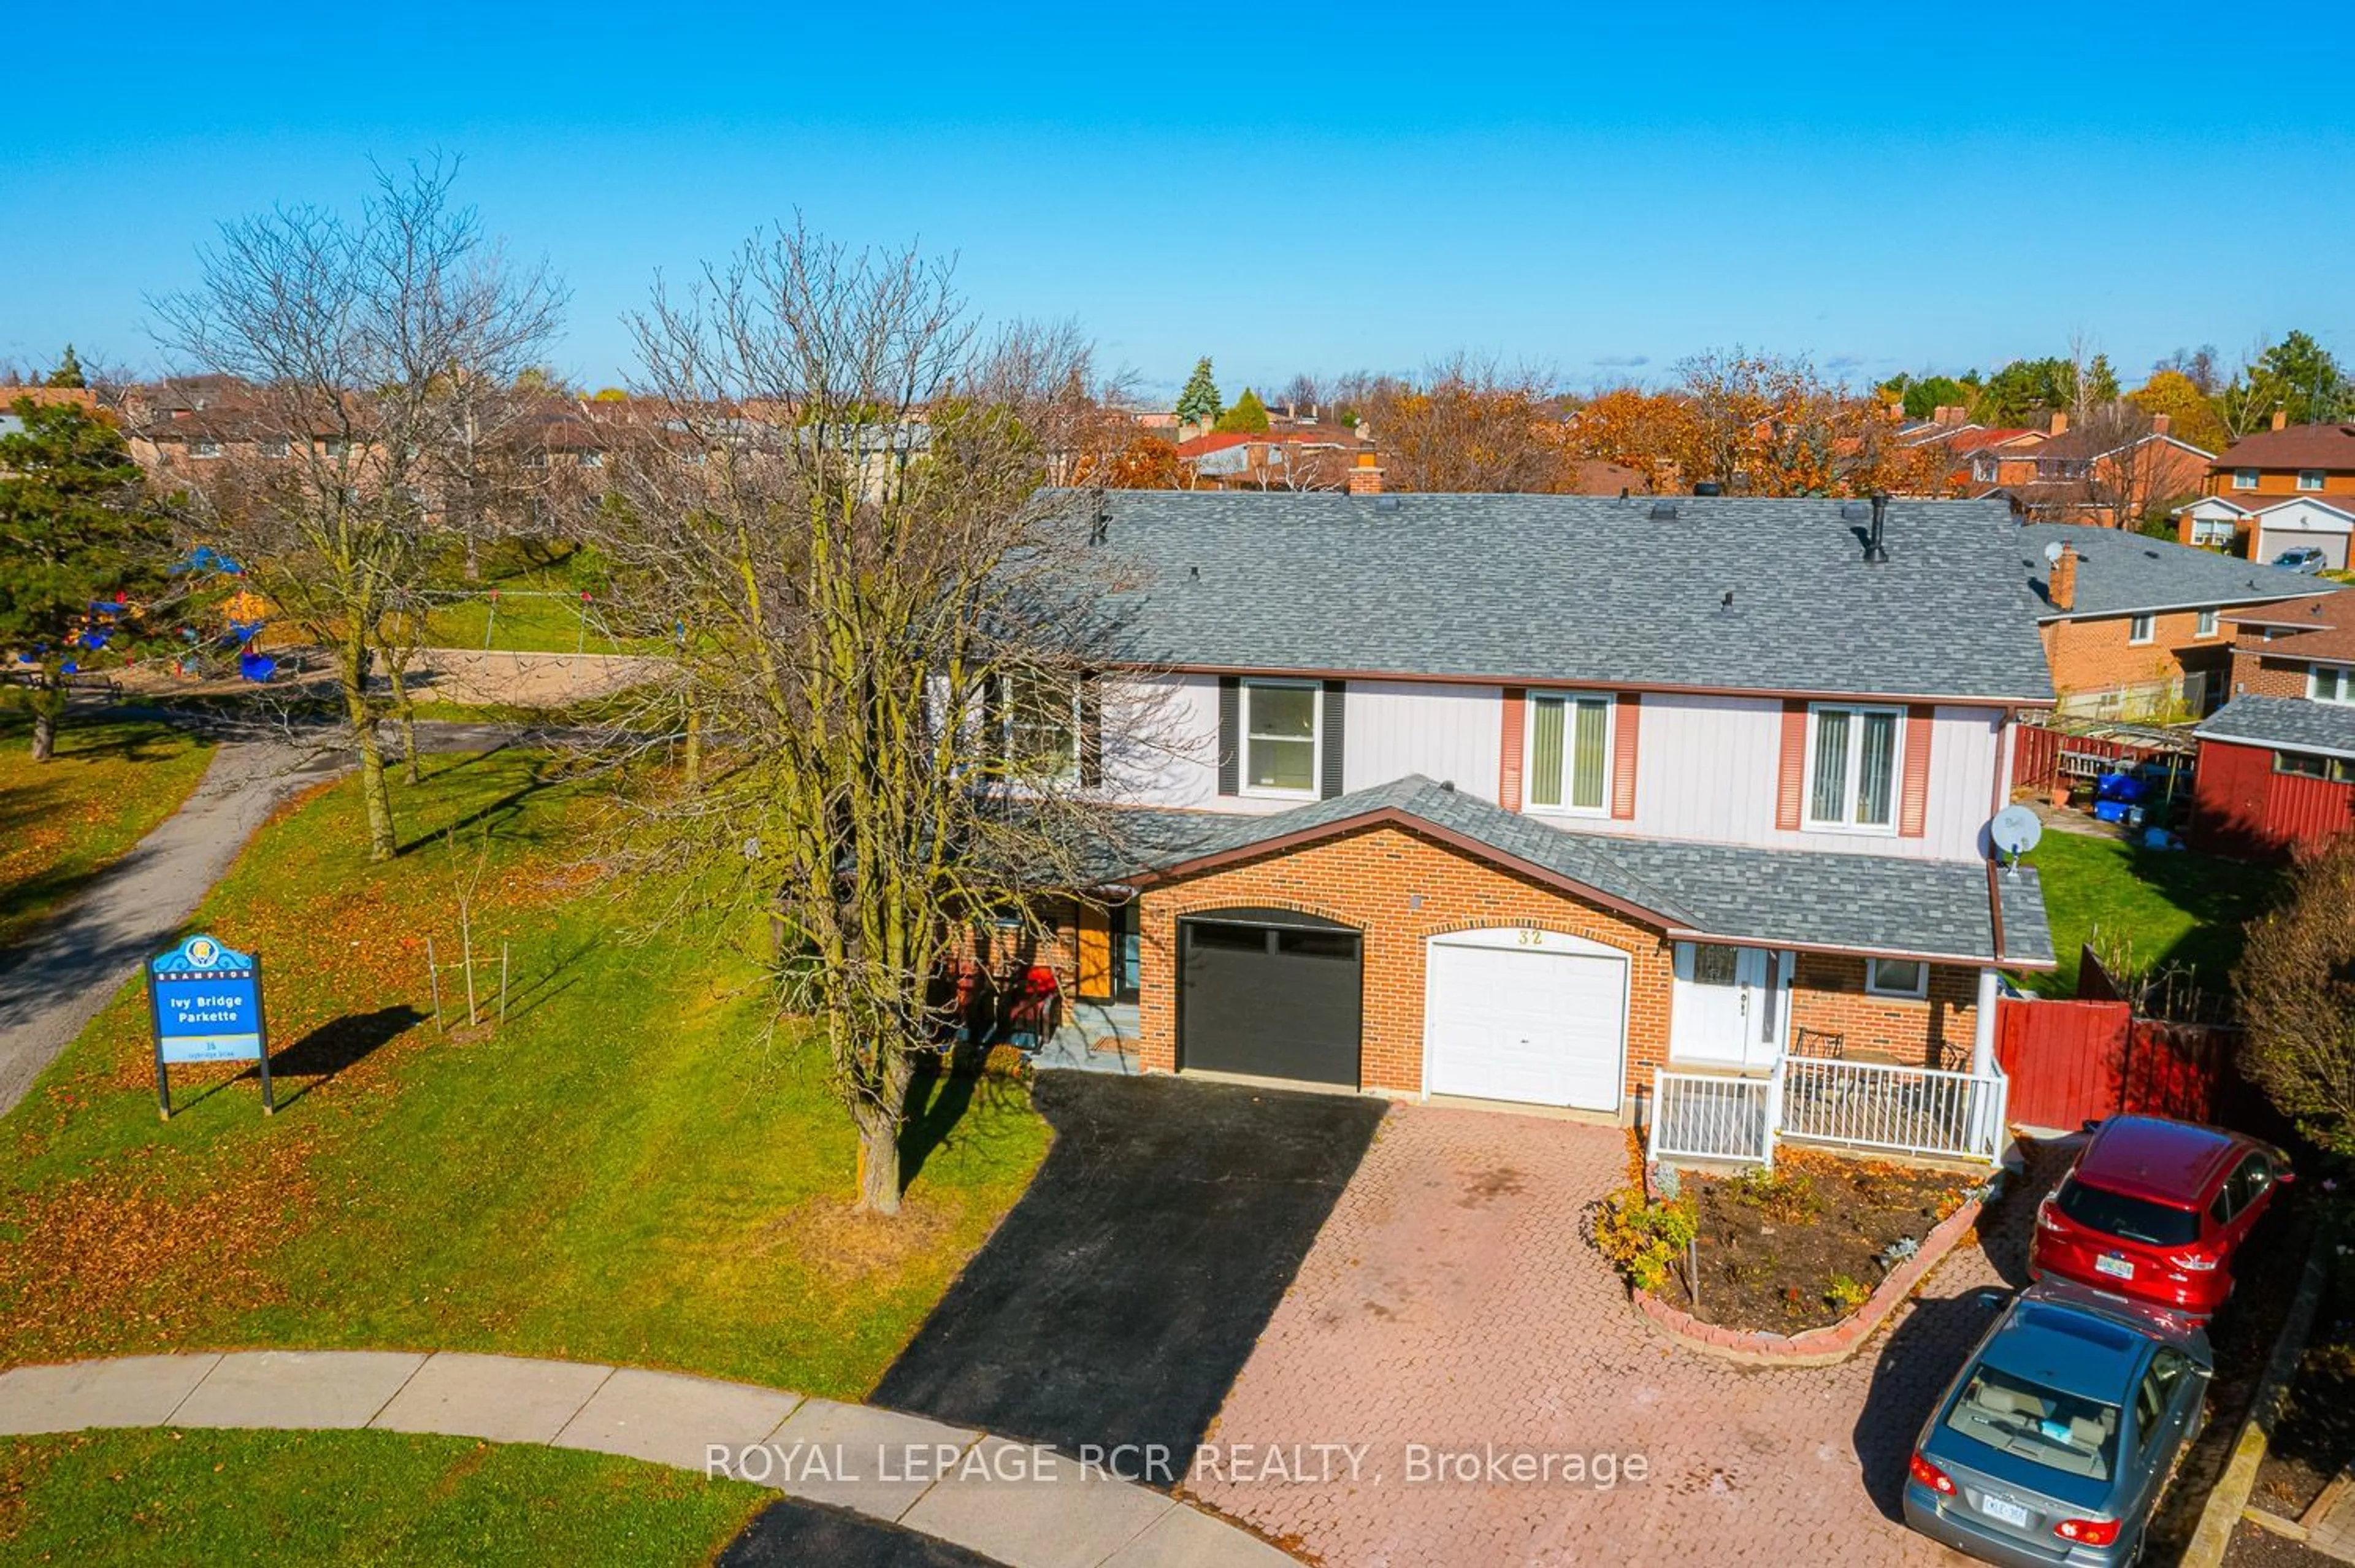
[146,933,274,1117]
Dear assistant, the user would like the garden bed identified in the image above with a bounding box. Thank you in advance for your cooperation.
[1650,1150,1976,1333]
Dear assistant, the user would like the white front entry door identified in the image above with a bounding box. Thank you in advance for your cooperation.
[1424,929,1628,1112]
[1671,943,1786,1069]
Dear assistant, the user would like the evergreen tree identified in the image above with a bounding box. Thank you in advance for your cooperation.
[1214,387,1271,433]
[0,399,167,760]
[2253,330,2348,425]
[42,344,86,389]
[1174,357,1222,427]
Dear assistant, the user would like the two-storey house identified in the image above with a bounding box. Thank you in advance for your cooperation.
[1011,489,2059,1129]
[2175,416,2355,568]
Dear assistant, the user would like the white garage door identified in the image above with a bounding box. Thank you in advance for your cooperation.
[1423,929,1628,1112]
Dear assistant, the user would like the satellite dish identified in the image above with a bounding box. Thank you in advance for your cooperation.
[2043,540,2067,565]
[1989,805,2043,859]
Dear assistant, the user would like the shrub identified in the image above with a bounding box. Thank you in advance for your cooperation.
[1825,1274,1871,1314]
[1723,1165,1822,1225]
[1590,1186,1698,1293]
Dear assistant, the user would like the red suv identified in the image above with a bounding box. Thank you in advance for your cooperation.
[2031,1115,2291,1319]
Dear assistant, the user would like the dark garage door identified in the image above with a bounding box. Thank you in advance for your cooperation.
[1178,909,1362,1087]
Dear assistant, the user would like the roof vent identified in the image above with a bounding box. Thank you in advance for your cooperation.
[1649,500,1679,521]
[1841,500,1871,522]
[1374,495,1401,512]
[1693,481,1725,497]
[1721,590,1734,610]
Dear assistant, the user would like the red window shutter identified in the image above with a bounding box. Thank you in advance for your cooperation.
[1776,700,1809,831]
[1899,704,1935,838]
[1610,694,1641,819]
[1499,687,1526,810]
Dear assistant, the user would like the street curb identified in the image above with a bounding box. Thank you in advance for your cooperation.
[2181,1214,2337,1568]
[1631,1195,1984,1366]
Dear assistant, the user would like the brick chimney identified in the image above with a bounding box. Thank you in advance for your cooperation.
[2049,543,2078,613]
[2048,410,2070,437]
[2151,413,2171,437]
[1348,451,1385,495]
[2272,408,2290,432]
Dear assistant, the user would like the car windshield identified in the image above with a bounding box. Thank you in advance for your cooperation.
[1944,1363,2121,1481]
[2056,1176,2201,1247]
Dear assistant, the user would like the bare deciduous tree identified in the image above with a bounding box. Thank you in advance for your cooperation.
[1364,355,1568,492]
[150,158,564,861]
[583,222,1169,1215]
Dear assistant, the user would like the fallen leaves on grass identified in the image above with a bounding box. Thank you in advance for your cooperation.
[757,1193,961,1288]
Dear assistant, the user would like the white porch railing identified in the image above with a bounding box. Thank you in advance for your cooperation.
[1648,1069,1777,1166]
[1775,1056,2008,1163]
[1651,1056,2009,1169]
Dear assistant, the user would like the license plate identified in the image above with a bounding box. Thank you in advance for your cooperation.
[2096,1254,2135,1280]
[1982,1495,2032,1528]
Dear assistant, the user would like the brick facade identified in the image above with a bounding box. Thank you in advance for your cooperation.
[2041,609,2233,709]
[2229,647,2318,700]
[1128,820,1977,1108]
[1787,952,1978,1069]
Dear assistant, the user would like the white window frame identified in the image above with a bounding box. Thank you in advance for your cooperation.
[2298,469,2325,492]
[1003,671,1084,783]
[2127,613,2156,644]
[2195,608,2220,639]
[257,437,290,459]
[1522,692,1614,817]
[1865,957,1930,999]
[2311,664,2354,705]
[2191,517,2236,547]
[1802,702,1905,835]
[188,438,222,460]
[2233,468,2258,490]
[1240,679,1320,800]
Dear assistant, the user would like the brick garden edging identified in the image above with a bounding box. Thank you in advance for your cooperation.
[1631,1193,1986,1367]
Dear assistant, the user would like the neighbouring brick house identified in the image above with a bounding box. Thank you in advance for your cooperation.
[1969,412,2213,527]
[987,490,2060,1126]
[2174,417,2355,568]
[2188,589,2355,856]
[2023,523,2330,717]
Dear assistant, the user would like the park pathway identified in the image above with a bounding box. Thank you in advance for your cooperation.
[0,1349,1293,1568]
[0,737,335,1117]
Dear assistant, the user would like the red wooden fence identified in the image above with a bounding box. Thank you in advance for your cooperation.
[1996,997,2239,1129]
[2008,723,2182,796]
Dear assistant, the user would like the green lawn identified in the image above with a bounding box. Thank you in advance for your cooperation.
[418,579,634,655]
[2016,827,2281,1004]
[0,752,1049,1395]
[0,715,216,951]
[0,1428,763,1566]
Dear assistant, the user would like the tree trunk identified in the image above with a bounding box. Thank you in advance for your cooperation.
[856,1107,902,1215]
[29,707,56,763]
[342,649,397,862]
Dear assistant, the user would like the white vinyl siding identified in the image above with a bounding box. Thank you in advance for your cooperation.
[1804,704,1901,833]
[1525,694,1610,814]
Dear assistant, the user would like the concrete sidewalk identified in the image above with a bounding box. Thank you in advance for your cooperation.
[0,1350,1295,1568]
[0,739,339,1117]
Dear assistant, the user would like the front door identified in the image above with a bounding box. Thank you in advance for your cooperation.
[1671,943,1784,1069]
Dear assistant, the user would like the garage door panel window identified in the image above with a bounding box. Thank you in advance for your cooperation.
[1526,694,1611,814]
[1806,704,1900,832]
[1276,928,1358,960]
[1243,681,1319,797]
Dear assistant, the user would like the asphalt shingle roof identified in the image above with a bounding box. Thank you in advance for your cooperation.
[2024,523,2330,621]
[1105,776,2051,966]
[2197,694,2355,759]
[1060,491,2055,702]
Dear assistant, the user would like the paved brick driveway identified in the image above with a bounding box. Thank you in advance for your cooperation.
[1192,1104,2030,1567]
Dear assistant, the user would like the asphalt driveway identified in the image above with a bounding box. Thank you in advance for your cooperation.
[871,1071,1385,1477]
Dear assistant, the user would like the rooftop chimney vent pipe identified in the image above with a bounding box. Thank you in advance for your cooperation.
[1864,493,1890,564]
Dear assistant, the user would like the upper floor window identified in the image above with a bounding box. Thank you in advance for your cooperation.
[2311,664,2354,705]
[2275,749,2355,784]
[2196,608,2220,638]
[1526,694,1611,814]
[257,437,290,459]
[2298,469,2326,491]
[1004,671,1082,781]
[320,437,348,457]
[2128,614,2156,644]
[188,439,221,460]
[1242,679,1319,797]
[1805,703,1901,832]
[2232,468,2258,489]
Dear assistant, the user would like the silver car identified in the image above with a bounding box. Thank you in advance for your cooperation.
[1903,1280,2211,1566]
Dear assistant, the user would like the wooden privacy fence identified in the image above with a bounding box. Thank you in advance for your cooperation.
[2009,722,2191,797]
[1995,996,2238,1129]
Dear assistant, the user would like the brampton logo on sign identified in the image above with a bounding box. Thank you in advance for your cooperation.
[147,933,277,1117]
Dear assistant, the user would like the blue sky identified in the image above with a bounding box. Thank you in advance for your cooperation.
[6,3,2348,403]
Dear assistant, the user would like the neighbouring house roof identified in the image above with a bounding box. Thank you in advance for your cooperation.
[2211,423,2355,473]
[1064,490,2055,703]
[1174,427,1360,459]
[2179,494,2355,524]
[2224,591,2355,663]
[2023,523,2330,621]
[1097,775,2052,966]
[2197,694,2355,760]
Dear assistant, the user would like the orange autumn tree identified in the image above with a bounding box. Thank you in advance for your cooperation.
[1070,431,1182,489]
[1365,359,1572,492]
